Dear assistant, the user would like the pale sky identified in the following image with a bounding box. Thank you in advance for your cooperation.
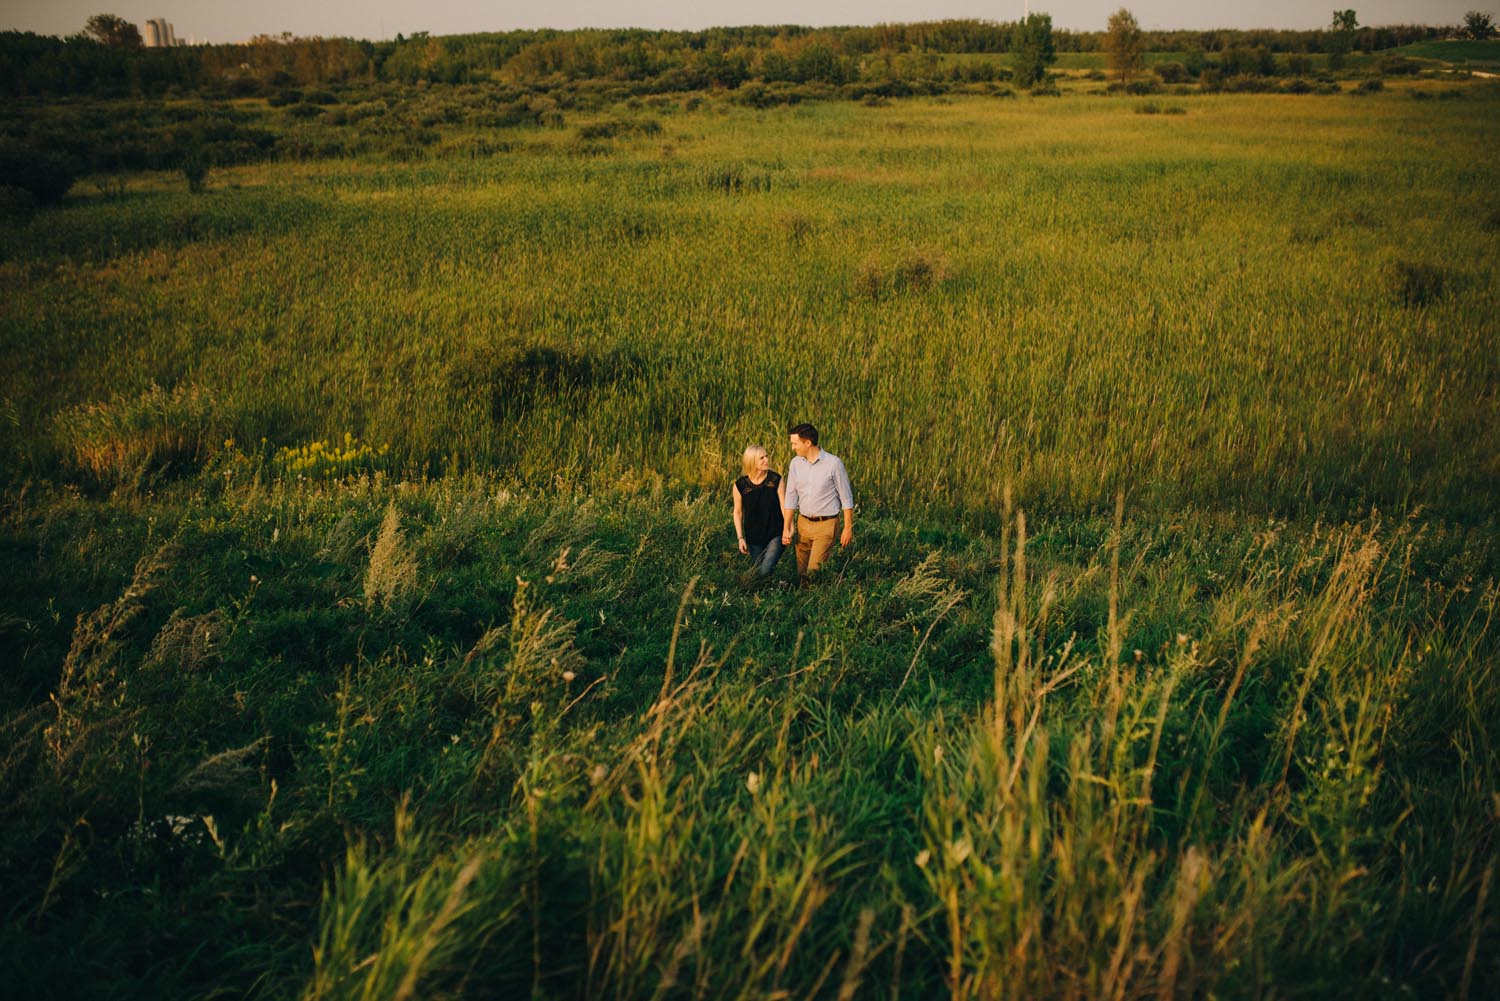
[1,1,1483,44]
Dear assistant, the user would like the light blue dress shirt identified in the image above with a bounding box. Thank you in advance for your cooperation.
[785,451,854,517]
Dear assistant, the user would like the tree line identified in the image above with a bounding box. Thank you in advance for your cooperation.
[0,14,1473,98]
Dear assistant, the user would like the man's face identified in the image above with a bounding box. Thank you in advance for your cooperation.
[790,434,811,459]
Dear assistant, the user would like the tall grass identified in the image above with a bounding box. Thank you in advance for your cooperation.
[0,84,1496,998]
[3,89,1496,520]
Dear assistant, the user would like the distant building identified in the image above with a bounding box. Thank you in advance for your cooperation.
[143,18,178,47]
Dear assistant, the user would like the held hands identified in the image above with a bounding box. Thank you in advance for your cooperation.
[782,529,793,546]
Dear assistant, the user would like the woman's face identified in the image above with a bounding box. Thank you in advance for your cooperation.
[756,452,770,473]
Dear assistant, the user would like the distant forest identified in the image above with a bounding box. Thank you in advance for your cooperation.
[0,19,1455,97]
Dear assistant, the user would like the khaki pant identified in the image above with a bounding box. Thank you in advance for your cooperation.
[795,516,838,579]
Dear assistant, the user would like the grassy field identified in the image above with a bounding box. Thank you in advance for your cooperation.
[2,82,1499,998]
[1389,38,1500,67]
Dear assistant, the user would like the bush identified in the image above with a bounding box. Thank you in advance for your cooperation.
[1154,62,1189,84]
[267,89,302,108]
[1286,54,1313,76]
[1389,261,1453,307]
[181,147,209,193]
[1135,102,1187,115]
[0,142,76,205]
[54,383,225,487]
[226,75,261,97]
[1222,74,1275,93]
[854,249,951,300]
[575,118,663,141]
[273,433,389,480]
[0,184,38,220]
[701,163,773,193]
[1285,78,1314,94]
[448,343,642,423]
[1354,78,1385,95]
[1377,56,1420,76]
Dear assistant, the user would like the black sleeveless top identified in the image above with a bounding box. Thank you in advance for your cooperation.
[735,471,783,546]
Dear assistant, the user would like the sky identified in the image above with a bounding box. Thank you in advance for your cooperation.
[1,1,1483,44]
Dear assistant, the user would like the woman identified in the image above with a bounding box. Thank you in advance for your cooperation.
[732,444,789,583]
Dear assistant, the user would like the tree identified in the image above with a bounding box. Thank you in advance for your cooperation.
[1105,8,1145,82]
[1328,9,1359,70]
[84,14,142,48]
[1011,12,1056,88]
[1464,11,1496,39]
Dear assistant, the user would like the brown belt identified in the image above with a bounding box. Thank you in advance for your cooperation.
[800,513,837,522]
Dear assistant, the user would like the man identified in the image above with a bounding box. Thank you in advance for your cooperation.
[782,422,854,585]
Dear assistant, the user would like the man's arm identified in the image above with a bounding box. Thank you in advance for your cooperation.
[782,462,799,545]
[835,458,854,546]
[783,508,796,546]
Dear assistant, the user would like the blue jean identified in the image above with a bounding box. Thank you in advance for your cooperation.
[746,537,785,579]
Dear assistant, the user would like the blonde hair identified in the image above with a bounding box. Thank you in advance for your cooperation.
[741,445,768,477]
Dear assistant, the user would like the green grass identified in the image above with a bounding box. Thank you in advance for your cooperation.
[1,84,1498,998]
[1389,38,1500,66]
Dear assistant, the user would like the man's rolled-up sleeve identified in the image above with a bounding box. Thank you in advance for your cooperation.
[784,464,800,511]
[835,459,854,510]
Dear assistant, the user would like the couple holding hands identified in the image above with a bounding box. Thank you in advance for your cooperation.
[731,422,854,587]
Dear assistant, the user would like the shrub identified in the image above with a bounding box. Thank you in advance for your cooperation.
[1136,102,1187,115]
[0,142,76,205]
[1222,74,1275,93]
[1285,78,1314,94]
[226,75,261,98]
[0,184,38,219]
[1377,56,1420,76]
[267,89,302,108]
[1154,62,1189,84]
[448,343,641,423]
[575,118,662,141]
[181,147,209,193]
[1389,261,1453,307]
[303,89,340,105]
[567,139,613,157]
[781,213,813,242]
[273,433,390,479]
[701,163,773,193]
[54,383,225,487]
[1354,78,1385,95]
[1286,54,1313,76]
[854,249,951,300]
